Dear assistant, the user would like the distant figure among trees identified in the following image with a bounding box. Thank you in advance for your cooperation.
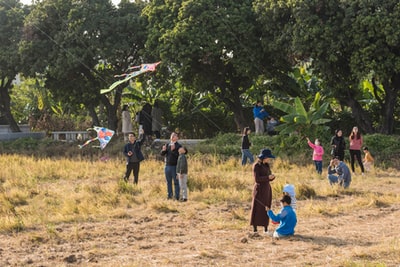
[253,101,269,135]
[266,117,278,136]
[121,104,133,142]
[151,100,163,141]
[139,103,152,143]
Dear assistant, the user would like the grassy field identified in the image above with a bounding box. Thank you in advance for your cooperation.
[0,153,399,266]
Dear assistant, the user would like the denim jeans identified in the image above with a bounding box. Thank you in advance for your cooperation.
[165,165,180,199]
[241,149,254,165]
[328,174,351,188]
[314,160,322,174]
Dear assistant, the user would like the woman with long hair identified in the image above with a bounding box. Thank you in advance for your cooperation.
[349,126,365,175]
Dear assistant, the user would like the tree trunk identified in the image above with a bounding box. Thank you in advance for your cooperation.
[340,93,374,134]
[222,90,248,133]
[0,81,21,132]
[87,105,100,126]
[100,88,122,131]
[380,75,400,134]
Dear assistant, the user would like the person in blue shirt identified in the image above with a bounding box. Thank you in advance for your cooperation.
[266,195,297,239]
[253,101,269,135]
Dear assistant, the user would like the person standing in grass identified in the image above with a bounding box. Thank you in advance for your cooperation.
[349,126,365,175]
[266,195,297,239]
[327,157,352,188]
[123,130,145,184]
[306,137,325,174]
[250,148,276,233]
[176,146,188,202]
[161,132,182,200]
[331,129,346,161]
[241,127,254,166]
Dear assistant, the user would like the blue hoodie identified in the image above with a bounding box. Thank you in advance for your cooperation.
[268,205,297,236]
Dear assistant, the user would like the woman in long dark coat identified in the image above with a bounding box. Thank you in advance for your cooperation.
[250,148,276,233]
[331,129,346,161]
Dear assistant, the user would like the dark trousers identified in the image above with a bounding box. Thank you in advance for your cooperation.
[314,160,323,174]
[153,130,161,139]
[124,162,140,184]
[349,149,364,173]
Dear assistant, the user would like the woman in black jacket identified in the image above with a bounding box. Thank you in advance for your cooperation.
[331,129,346,161]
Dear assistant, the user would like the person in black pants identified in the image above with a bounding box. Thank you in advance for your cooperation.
[123,132,145,184]
[331,129,346,161]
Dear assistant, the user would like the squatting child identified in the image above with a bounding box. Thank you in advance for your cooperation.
[266,195,297,239]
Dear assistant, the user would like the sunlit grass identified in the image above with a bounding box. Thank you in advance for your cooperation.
[0,154,399,235]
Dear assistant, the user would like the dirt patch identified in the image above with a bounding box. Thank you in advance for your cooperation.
[1,199,399,266]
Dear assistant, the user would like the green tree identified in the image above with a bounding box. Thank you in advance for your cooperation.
[287,0,400,134]
[143,0,276,131]
[20,0,148,130]
[0,0,26,131]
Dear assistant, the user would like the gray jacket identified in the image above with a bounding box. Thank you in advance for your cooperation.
[176,154,188,174]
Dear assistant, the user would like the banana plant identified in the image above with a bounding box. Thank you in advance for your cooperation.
[272,92,331,136]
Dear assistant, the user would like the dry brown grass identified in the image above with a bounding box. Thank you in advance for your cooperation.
[0,154,399,266]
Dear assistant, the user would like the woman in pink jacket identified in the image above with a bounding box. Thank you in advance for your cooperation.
[349,126,365,175]
[307,137,325,174]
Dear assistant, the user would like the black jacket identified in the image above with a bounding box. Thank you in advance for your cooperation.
[123,139,145,163]
[160,142,182,166]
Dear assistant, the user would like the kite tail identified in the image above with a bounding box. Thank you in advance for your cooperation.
[78,137,98,149]
[114,73,128,78]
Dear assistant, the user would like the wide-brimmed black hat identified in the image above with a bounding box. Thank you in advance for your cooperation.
[257,148,275,159]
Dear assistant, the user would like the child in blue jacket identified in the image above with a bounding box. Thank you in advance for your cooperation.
[266,195,297,239]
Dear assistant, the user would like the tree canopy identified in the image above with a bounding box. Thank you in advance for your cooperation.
[1,0,399,136]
